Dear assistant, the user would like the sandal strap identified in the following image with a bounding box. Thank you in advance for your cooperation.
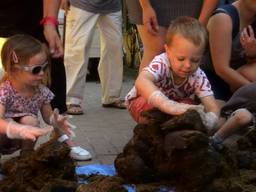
[114,99,126,108]
[68,104,82,108]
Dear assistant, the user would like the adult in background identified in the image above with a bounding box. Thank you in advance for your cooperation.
[201,0,256,103]
[125,0,219,72]
[62,0,125,115]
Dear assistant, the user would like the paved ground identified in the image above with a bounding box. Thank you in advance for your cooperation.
[2,71,137,167]
[67,75,136,166]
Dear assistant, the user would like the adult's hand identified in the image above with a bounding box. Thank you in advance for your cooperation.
[141,4,159,35]
[43,24,64,58]
[60,0,70,11]
[240,25,256,59]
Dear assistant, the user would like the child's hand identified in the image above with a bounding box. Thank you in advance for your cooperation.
[6,121,53,141]
[50,108,76,137]
[194,109,219,130]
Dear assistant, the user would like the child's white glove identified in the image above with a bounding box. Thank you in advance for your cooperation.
[6,121,53,141]
[148,90,199,115]
[49,108,76,137]
[194,108,219,130]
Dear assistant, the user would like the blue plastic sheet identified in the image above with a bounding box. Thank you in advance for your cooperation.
[75,164,175,192]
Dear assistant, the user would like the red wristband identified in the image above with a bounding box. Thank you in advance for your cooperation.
[40,16,59,26]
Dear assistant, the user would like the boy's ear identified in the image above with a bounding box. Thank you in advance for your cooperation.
[164,44,169,52]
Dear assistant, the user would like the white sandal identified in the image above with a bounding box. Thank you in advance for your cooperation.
[70,146,92,161]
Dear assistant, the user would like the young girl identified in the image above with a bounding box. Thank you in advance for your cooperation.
[126,16,219,129]
[0,34,90,159]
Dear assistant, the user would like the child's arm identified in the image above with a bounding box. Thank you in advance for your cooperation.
[135,71,202,115]
[200,95,219,115]
[41,103,54,125]
[0,104,52,141]
[135,71,158,99]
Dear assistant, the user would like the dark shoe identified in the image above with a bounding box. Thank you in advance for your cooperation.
[102,99,126,109]
[67,104,84,115]
[209,137,223,152]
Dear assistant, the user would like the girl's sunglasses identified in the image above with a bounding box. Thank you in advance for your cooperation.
[14,61,49,75]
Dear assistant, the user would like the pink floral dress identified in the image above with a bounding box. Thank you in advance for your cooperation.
[0,80,54,119]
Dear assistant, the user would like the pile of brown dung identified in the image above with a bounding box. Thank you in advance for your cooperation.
[0,139,78,192]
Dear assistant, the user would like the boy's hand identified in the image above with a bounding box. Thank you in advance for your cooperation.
[6,121,53,141]
[194,108,219,130]
[50,108,76,137]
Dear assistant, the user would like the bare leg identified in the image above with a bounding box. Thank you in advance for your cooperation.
[214,108,253,142]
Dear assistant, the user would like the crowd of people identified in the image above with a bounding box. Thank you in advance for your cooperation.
[0,0,255,166]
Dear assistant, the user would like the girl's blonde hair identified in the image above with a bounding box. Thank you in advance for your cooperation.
[166,16,208,50]
[0,34,51,84]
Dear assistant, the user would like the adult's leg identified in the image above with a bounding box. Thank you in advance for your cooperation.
[50,57,67,114]
[97,11,123,104]
[136,25,167,72]
[64,6,99,106]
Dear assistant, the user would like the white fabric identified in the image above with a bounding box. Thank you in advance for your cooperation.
[143,53,213,100]
[148,90,203,115]
[64,6,123,104]
[125,86,137,106]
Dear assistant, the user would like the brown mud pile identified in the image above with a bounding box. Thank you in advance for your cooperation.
[0,139,78,192]
[1,109,256,192]
[114,109,256,192]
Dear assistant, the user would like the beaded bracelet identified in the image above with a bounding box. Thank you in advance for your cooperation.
[40,16,59,26]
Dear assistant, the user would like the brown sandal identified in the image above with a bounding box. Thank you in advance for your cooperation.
[102,99,126,109]
[67,104,84,115]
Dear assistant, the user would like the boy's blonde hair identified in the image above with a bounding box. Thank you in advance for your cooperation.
[166,16,207,50]
[1,34,50,84]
